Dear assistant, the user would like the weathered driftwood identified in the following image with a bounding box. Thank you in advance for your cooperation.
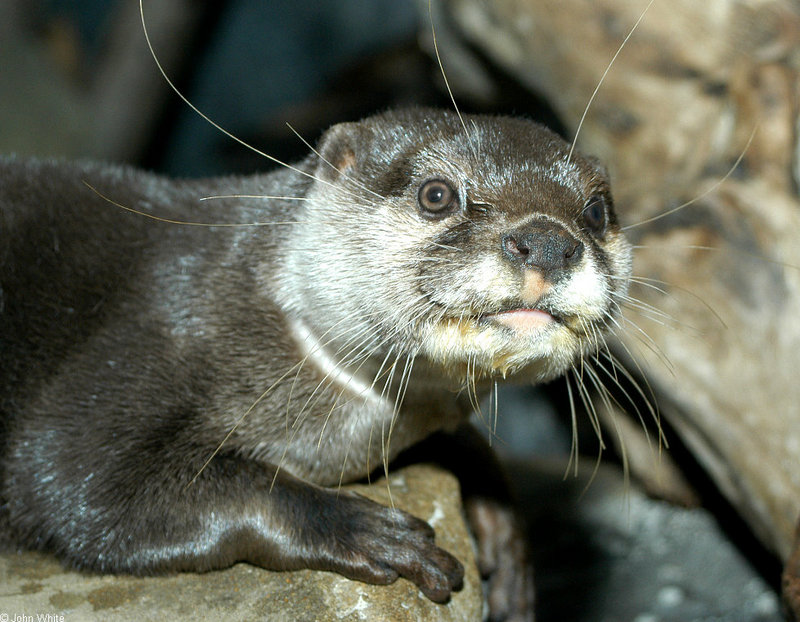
[432,0,800,561]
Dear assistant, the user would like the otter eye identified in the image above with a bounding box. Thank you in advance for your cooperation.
[418,179,458,217]
[582,196,607,234]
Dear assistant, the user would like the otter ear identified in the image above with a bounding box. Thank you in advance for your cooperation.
[315,122,367,182]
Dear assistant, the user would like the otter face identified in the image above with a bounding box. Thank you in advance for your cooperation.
[290,109,631,384]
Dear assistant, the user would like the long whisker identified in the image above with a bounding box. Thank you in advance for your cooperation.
[315,329,389,448]
[625,274,728,330]
[334,343,401,491]
[567,0,656,163]
[614,312,675,373]
[285,123,385,202]
[269,314,380,483]
[596,349,665,448]
[139,0,348,195]
[571,361,607,493]
[84,182,298,227]
[427,0,479,162]
[491,380,499,441]
[273,318,386,488]
[187,358,304,488]
[622,122,759,230]
[564,376,580,478]
[632,242,800,273]
[385,354,416,476]
[292,322,381,431]
[199,194,309,202]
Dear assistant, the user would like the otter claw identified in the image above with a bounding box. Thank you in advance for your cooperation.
[323,491,464,601]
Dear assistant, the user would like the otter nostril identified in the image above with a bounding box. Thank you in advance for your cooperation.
[502,225,583,278]
[565,240,584,264]
[503,235,529,257]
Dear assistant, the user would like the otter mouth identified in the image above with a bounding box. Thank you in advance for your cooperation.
[479,307,560,334]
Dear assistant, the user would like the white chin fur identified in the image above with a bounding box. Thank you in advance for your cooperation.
[420,317,583,380]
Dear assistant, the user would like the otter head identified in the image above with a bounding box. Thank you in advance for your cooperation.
[279,108,631,386]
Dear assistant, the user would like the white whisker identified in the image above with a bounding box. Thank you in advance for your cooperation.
[568,0,656,163]
[622,122,759,230]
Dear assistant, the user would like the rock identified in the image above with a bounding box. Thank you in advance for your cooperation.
[509,457,783,622]
[0,464,482,622]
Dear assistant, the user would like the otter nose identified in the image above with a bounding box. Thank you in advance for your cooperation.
[501,222,583,280]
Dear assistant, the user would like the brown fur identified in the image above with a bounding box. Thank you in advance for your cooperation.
[0,109,630,617]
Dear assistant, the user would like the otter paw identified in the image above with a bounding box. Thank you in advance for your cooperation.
[467,497,535,622]
[324,491,465,602]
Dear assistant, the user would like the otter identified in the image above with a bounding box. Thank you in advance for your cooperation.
[0,108,630,619]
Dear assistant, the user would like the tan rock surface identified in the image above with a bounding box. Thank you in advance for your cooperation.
[0,465,482,621]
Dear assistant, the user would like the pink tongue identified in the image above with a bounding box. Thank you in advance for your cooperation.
[491,309,553,332]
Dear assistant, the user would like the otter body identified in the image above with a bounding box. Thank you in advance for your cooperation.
[0,109,630,615]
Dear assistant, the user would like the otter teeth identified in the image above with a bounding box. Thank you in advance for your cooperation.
[485,308,555,333]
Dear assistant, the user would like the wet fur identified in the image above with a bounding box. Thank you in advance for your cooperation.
[0,108,630,617]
